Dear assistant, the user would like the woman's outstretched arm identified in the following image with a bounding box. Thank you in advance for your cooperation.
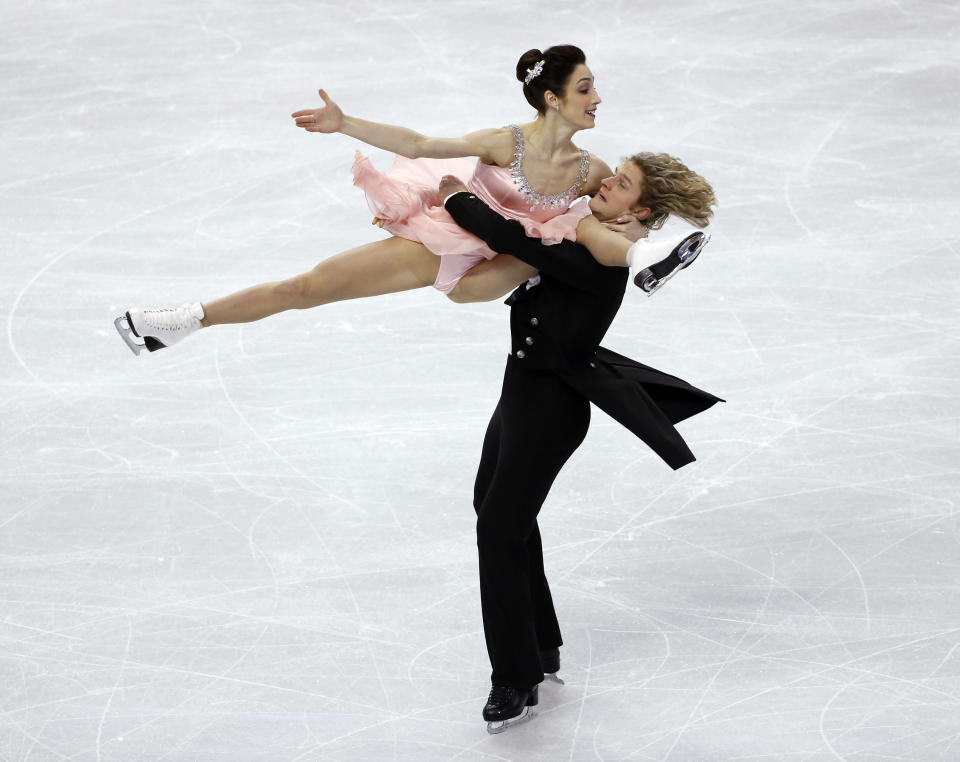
[292,89,511,163]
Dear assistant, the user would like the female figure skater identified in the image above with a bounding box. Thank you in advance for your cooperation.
[114,45,707,355]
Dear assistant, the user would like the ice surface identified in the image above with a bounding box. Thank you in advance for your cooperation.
[2,0,959,759]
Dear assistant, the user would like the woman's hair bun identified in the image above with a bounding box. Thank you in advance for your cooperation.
[514,44,587,114]
[515,49,544,82]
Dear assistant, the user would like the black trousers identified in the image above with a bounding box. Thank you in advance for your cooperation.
[474,357,591,688]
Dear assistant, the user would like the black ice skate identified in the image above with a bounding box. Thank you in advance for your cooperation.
[633,231,710,296]
[483,684,538,734]
[541,647,564,685]
[114,303,205,356]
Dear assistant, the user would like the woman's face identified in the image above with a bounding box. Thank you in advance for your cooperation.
[555,64,601,129]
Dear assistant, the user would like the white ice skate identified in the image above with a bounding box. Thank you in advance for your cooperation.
[629,230,710,296]
[114,303,205,355]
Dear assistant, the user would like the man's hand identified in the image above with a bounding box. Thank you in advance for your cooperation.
[292,89,344,133]
[602,216,649,242]
[439,174,468,199]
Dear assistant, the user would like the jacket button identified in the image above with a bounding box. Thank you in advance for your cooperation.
[516,350,526,359]
[525,336,534,345]
[530,317,539,326]
[589,361,596,368]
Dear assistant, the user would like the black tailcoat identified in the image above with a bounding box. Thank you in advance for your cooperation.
[444,192,722,689]
[446,192,722,469]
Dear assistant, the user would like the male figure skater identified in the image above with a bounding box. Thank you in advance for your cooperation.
[437,171,722,733]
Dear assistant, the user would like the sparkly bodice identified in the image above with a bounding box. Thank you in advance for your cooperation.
[466,127,590,223]
[507,125,590,210]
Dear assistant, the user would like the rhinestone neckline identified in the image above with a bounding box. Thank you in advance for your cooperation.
[508,125,590,211]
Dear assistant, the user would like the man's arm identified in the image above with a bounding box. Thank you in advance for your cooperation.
[442,187,621,290]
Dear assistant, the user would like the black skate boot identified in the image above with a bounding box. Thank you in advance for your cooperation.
[483,684,538,734]
[540,647,564,684]
[632,231,710,296]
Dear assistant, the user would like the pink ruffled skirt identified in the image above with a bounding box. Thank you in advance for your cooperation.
[351,152,590,293]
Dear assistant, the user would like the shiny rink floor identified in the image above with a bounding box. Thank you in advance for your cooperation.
[2,1,959,759]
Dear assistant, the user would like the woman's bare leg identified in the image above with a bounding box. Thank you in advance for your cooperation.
[446,255,538,304]
[202,237,440,326]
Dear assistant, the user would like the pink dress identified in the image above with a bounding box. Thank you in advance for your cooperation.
[351,125,593,293]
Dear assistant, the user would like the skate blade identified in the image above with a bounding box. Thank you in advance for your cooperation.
[486,706,535,734]
[678,231,710,265]
[642,232,710,298]
[642,266,680,297]
[544,672,565,685]
[114,315,145,356]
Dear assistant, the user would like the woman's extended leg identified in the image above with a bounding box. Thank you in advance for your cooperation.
[203,236,441,326]
[114,236,442,354]
[446,255,538,304]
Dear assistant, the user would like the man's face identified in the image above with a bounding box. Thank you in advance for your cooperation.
[587,162,649,222]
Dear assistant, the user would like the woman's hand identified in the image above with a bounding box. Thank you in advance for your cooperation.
[602,216,649,242]
[291,89,343,133]
[438,174,468,199]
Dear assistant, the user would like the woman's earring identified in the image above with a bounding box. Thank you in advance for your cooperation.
[554,104,560,112]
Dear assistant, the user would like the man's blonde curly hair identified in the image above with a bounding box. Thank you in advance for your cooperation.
[626,152,716,231]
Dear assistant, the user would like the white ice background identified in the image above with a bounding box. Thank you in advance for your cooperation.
[2,0,959,759]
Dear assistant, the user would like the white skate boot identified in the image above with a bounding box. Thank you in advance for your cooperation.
[628,230,710,296]
[114,303,205,355]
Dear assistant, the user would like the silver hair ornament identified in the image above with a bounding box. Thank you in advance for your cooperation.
[524,59,545,85]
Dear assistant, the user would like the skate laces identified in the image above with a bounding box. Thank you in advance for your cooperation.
[487,685,516,705]
[144,306,195,332]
